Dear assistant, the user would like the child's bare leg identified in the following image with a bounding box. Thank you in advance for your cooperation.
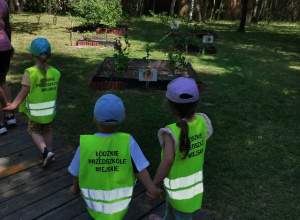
[31,131,54,167]
[31,132,47,153]
[42,130,53,152]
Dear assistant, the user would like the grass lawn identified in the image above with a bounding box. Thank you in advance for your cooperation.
[7,13,300,220]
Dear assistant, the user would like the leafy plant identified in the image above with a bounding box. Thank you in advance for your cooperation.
[67,0,102,29]
[98,0,123,41]
[167,49,188,77]
[110,35,131,75]
[142,43,151,65]
[149,10,171,27]
[83,31,93,40]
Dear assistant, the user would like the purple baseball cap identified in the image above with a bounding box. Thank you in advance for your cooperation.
[29,37,51,57]
[166,77,199,103]
[94,94,125,125]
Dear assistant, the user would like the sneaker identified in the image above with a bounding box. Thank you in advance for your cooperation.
[5,114,16,126]
[42,151,55,167]
[0,123,7,135]
[149,214,162,220]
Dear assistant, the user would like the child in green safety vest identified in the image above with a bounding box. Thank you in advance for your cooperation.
[148,77,213,220]
[68,94,162,220]
[3,37,60,168]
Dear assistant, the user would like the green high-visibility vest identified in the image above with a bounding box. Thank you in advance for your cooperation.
[163,115,207,213]
[19,66,60,123]
[79,133,136,220]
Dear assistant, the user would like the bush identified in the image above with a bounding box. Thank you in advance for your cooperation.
[67,0,102,28]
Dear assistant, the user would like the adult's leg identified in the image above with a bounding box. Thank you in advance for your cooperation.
[0,49,16,126]
[0,49,13,103]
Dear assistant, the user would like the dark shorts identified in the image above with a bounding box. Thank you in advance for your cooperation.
[0,49,13,75]
[28,119,52,135]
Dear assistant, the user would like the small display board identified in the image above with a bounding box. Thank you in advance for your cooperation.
[170,22,179,29]
[139,69,157,81]
[203,35,214,43]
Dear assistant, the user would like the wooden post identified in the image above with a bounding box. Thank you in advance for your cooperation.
[70,20,73,46]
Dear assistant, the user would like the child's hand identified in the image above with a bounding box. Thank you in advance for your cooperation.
[3,103,14,111]
[147,186,163,201]
[70,185,80,196]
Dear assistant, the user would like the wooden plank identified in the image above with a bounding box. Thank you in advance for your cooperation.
[0,142,74,179]
[0,166,69,203]
[0,174,72,218]
[0,121,27,143]
[2,187,77,220]
[49,181,165,220]
[140,201,166,220]
[38,196,87,220]
[0,124,29,148]
[0,150,75,194]
[0,135,33,156]
[72,211,91,220]
[0,133,67,156]
[124,189,165,219]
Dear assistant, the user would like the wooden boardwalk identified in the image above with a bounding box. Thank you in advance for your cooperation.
[0,119,217,220]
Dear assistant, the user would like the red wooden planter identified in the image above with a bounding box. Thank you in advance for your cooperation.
[76,40,100,46]
[90,81,126,90]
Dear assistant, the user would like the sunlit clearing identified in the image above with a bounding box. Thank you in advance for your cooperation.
[289,66,300,71]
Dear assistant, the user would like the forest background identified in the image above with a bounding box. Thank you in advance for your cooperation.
[5,0,300,23]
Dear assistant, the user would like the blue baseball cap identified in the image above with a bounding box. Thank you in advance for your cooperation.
[94,94,125,125]
[166,77,199,103]
[29,37,51,57]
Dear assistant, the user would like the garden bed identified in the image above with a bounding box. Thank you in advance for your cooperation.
[76,36,118,47]
[91,57,202,90]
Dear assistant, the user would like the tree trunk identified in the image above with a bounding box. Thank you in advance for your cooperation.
[203,0,209,20]
[210,0,215,21]
[197,0,202,21]
[257,0,267,21]
[48,0,52,14]
[170,0,177,17]
[217,1,223,20]
[189,0,195,20]
[14,0,20,12]
[238,0,249,32]
[251,0,258,23]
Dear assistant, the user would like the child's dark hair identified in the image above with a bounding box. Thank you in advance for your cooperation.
[167,97,199,159]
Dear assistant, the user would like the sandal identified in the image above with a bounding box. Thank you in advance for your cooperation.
[149,214,162,220]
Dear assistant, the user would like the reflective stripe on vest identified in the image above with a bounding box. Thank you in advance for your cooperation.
[81,186,133,202]
[26,100,56,110]
[29,108,55,117]
[164,170,203,189]
[27,100,56,116]
[165,182,203,200]
[84,198,131,214]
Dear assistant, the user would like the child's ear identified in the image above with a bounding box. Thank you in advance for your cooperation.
[93,117,97,123]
